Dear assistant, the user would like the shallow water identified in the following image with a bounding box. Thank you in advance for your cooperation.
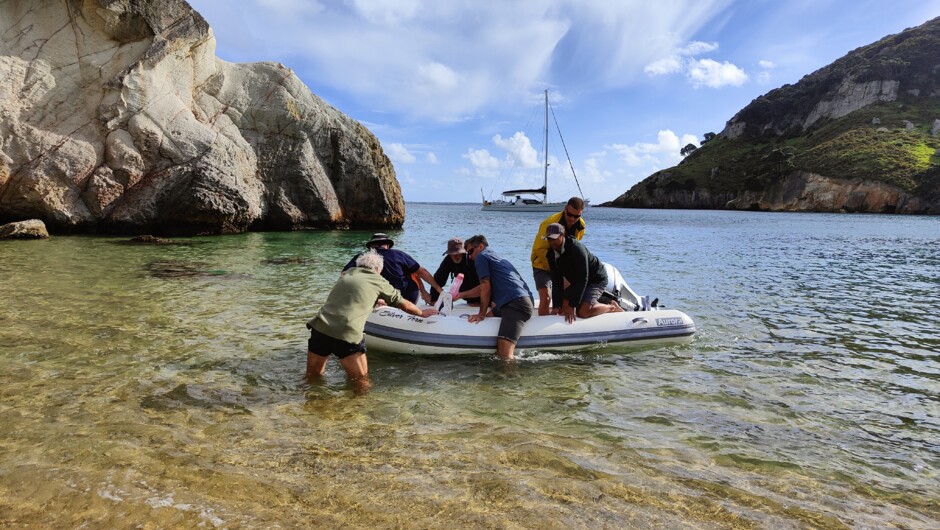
[1,204,938,528]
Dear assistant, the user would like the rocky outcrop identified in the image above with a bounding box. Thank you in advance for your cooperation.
[607,16,940,215]
[720,17,940,141]
[803,80,899,129]
[0,0,403,235]
[0,219,49,239]
[724,79,901,140]
[604,171,935,214]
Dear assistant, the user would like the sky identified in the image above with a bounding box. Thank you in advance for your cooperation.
[187,0,940,204]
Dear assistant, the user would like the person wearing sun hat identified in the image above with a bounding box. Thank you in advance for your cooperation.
[431,237,481,306]
[342,232,442,304]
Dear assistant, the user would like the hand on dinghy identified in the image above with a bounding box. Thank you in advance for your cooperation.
[365,264,695,355]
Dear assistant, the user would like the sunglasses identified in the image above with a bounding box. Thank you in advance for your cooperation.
[565,210,581,220]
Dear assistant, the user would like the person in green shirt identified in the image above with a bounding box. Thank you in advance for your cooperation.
[306,250,437,383]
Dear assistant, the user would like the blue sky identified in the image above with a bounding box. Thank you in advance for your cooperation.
[187,0,940,204]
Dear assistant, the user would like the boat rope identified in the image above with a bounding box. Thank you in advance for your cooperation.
[549,101,585,200]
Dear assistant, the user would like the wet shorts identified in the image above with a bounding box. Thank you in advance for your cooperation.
[308,327,366,359]
[581,281,606,305]
[493,296,534,344]
[533,268,552,290]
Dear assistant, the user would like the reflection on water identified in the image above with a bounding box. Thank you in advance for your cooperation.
[1,206,938,528]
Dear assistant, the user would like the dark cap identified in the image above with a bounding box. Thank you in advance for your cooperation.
[542,223,565,240]
[443,237,466,255]
[366,233,394,248]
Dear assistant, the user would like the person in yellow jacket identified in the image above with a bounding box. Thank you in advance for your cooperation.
[530,197,586,315]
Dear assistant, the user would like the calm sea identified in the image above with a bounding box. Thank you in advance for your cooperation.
[1,203,937,528]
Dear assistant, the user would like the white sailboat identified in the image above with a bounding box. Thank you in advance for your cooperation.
[481,89,587,212]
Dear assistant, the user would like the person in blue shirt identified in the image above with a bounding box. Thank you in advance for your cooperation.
[465,234,534,360]
[343,233,442,304]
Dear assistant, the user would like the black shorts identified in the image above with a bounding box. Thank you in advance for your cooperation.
[308,327,366,359]
[493,296,534,344]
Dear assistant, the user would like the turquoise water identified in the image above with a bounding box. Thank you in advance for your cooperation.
[1,204,937,528]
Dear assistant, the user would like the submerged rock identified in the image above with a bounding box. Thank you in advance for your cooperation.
[262,257,315,265]
[0,219,49,240]
[0,0,404,235]
[145,259,247,279]
[116,235,194,245]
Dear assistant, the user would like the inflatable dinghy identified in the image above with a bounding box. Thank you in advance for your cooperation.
[364,264,695,355]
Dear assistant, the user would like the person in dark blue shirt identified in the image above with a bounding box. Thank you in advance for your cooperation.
[343,233,441,304]
[465,234,534,359]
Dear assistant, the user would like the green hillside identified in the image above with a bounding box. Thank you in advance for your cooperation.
[666,102,940,194]
[608,16,940,214]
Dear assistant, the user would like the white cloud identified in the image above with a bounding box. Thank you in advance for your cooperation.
[643,38,748,89]
[414,62,460,93]
[349,0,421,25]
[493,132,540,168]
[757,71,772,84]
[609,130,697,168]
[463,148,501,178]
[193,0,736,121]
[687,59,748,88]
[644,56,683,76]
[386,143,416,164]
[426,152,439,165]
[579,156,610,185]
[680,41,719,55]
[758,59,776,69]
[256,0,324,17]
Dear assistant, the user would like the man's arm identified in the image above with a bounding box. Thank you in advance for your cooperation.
[454,285,481,300]
[468,278,491,323]
[398,298,437,318]
[417,266,442,294]
[415,266,442,304]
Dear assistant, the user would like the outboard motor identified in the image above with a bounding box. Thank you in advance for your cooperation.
[601,262,645,311]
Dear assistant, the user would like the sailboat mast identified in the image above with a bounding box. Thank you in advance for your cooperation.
[542,89,549,204]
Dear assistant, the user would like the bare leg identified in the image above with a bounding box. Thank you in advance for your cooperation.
[496,338,517,360]
[306,351,329,379]
[577,300,624,319]
[339,352,371,394]
[537,286,551,316]
[339,352,369,379]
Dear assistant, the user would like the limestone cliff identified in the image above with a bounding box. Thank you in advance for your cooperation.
[606,16,940,214]
[0,0,404,234]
